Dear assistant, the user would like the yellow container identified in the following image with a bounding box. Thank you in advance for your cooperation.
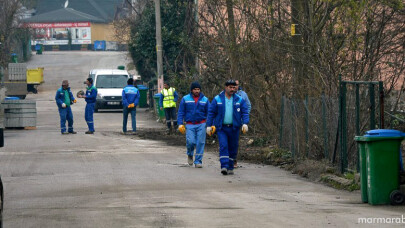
[27,67,44,84]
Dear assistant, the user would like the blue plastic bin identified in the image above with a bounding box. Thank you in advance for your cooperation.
[94,40,106,51]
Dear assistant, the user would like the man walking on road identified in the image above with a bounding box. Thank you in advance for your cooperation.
[235,80,251,114]
[177,82,210,168]
[55,80,77,134]
[206,79,249,175]
[159,82,179,134]
[122,78,140,134]
[78,78,97,134]
[233,79,252,168]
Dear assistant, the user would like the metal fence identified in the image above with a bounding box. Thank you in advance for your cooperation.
[279,95,339,161]
[279,83,385,173]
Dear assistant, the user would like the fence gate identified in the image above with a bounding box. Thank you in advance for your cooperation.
[337,75,384,173]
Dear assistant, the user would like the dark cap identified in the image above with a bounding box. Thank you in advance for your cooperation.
[84,77,93,84]
[190,81,201,91]
[127,78,134,85]
[225,79,236,86]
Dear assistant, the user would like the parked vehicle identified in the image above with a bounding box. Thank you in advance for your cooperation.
[92,69,131,112]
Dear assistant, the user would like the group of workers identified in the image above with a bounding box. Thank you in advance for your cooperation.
[55,78,97,134]
[165,79,251,175]
[55,78,251,175]
[55,77,139,135]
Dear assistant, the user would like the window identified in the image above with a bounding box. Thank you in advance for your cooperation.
[96,75,128,88]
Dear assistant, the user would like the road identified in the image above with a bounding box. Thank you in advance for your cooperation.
[0,51,403,227]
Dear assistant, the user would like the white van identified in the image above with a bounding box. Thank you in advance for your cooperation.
[90,69,131,112]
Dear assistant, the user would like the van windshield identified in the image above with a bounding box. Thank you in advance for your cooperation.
[96,75,128,88]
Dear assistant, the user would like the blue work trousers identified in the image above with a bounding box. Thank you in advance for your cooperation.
[186,123,206,164]
[58,106,74,133]
[217,126,240,170]
[85,103,95,132]
[123,106,136,132]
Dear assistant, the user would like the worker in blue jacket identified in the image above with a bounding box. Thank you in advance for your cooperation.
[177,82,210,168]
[55,80,77,134]
[233,79,252,168]
[235,80,251,114]
[206,79,249,175]
[122,78,140,134]
[78,77,97,134]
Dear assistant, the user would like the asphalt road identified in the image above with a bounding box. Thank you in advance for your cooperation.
[0,51,403,227]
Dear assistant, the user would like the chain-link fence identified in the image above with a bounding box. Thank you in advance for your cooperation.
[279,83,387,172]
[279,95,339,161]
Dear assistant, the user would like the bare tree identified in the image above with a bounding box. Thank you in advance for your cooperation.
[195,0,405,144]
[0,0,21,67]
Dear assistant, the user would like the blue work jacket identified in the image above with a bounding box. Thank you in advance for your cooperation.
[177,93,209,125]
[207,91,249,130]
[237,89,251,113]
[122,85,140,107]
[85,85,97,103]
[55,87,75,108]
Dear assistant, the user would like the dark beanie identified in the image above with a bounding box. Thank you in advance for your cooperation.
[190,81,201,91]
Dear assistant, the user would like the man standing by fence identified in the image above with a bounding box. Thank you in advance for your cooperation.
[122,78,140,134]
[207,79,250,175]
[159,82,179,134]
[177,82,210,168]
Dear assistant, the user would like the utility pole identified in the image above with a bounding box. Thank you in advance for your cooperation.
[154,0,164,93]
[290,0,303,98]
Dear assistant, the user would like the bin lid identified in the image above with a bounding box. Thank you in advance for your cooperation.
[364,129,405,137]
[5,97,20,100]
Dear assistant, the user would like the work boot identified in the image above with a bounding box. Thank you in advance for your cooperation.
[221,168,228,175]
[69,131,77,134]
[85,131,94,134]
[61,132,69,135]
[165,128,171,135]
[195,163,202,168]
[228,169,234,175]
[234,160,238,168]
[188,155,193,166]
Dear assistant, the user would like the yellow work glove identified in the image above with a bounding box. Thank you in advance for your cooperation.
[206,126,216,136]
[178,125,186,134]
[241,124,248,134]
[73,99,77,103]
[128,103,135,108]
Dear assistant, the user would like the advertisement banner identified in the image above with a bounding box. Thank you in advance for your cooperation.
[27,22,90,28]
